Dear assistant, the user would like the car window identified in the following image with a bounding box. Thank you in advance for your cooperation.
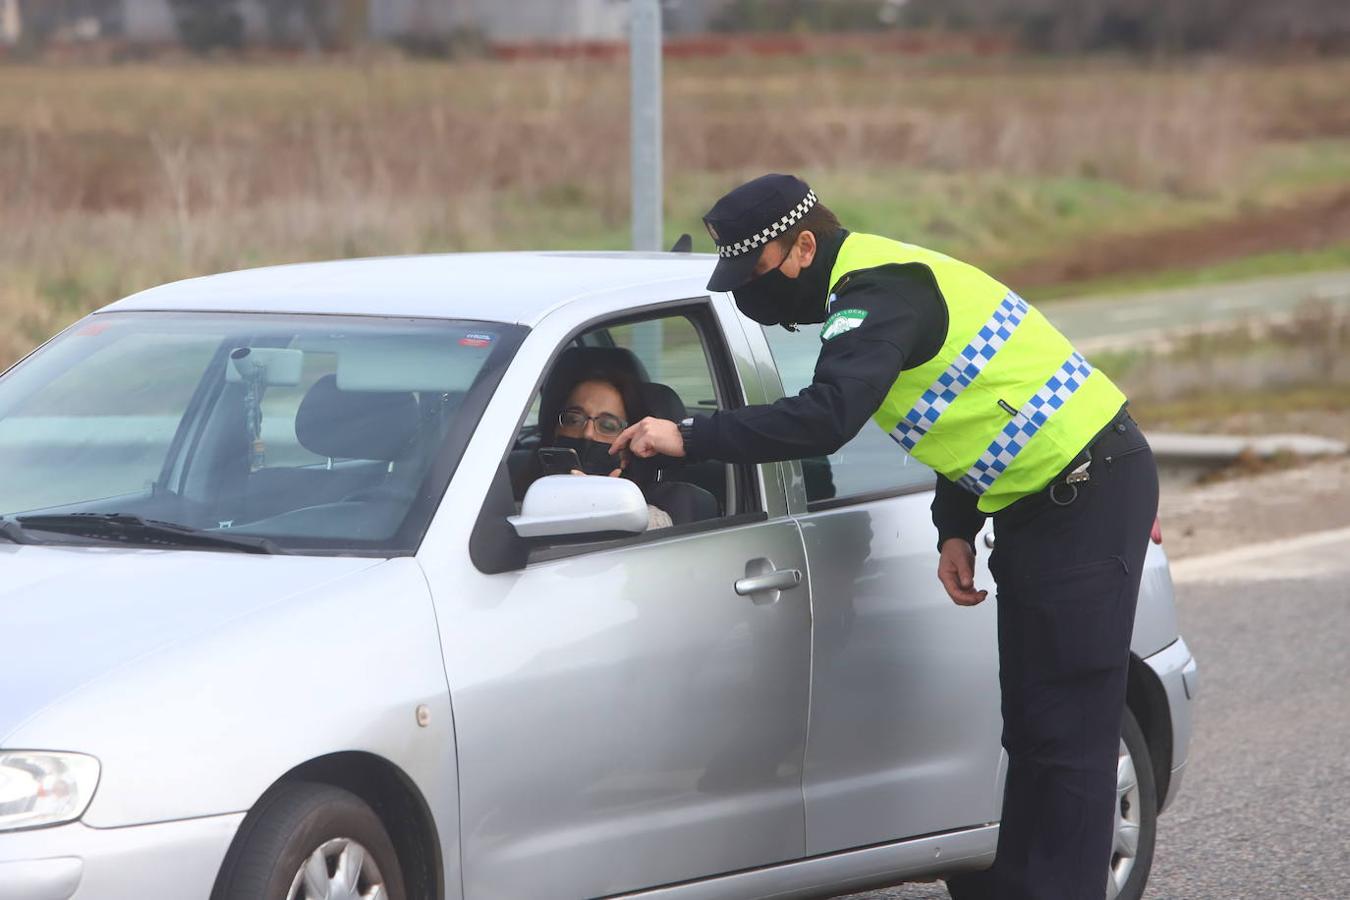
[763,324,935,506]
[0,329,220,510]
[0,312,522,555]
[597,317,720,414]
[507,306,758,546]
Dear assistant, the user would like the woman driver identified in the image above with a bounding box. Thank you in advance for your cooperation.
[542,369,673,530]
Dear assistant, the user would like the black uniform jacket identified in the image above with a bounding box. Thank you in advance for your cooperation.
[683,230,987,551]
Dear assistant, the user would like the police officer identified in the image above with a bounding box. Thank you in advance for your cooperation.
[610,174,1159,900]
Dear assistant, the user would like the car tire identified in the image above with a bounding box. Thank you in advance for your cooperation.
[944,707,1157,900]
[1108,707,1158,900]
[213,781,407,900]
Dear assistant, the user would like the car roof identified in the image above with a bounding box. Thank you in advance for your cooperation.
[103,251,721,326]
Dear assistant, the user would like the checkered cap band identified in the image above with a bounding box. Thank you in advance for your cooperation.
[890,292,1029,452]
[717,190,818,258]
[956,352,1094,495]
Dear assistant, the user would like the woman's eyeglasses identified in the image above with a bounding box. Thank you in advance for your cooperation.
[558,407,627,439]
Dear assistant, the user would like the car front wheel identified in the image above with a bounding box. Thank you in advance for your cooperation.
[212,781,406,900]
[945,707,1158,900]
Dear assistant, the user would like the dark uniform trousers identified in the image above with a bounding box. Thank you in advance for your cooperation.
[950,412,1159,900]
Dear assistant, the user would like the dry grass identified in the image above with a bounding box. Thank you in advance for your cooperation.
[3,55,1350,367]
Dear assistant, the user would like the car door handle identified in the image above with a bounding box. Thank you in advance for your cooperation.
[735,560,802,598]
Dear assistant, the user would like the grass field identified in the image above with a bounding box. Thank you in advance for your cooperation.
[3,53,1350,367]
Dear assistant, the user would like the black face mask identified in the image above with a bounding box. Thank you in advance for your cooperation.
[732,245,828,329]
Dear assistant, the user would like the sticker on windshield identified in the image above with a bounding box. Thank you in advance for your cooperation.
[459,332,494,348]
[821,308,867,341]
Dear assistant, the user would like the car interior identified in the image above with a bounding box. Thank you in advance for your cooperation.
[3,320,500,553]
[505,311,751,534]
[183,334,488,543]
[508,344,723,526]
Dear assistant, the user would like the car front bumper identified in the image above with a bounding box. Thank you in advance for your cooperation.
[0,812,243,900]
[1143,634,1198,814]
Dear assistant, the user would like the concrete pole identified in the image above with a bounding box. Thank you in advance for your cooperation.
[0,0,21,46]
[629,0,663,252]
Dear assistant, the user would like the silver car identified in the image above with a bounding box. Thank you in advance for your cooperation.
[0,252,1197,900]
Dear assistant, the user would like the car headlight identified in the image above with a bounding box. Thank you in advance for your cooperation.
[0,751,100,831]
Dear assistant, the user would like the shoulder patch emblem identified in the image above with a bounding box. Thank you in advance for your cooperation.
[821,308,868,340]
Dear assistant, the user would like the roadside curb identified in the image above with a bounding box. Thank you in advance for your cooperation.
[1168,525,1350,584]
[1150,432,1348,463]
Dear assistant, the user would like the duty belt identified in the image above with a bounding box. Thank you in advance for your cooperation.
[1048,405,1134,507]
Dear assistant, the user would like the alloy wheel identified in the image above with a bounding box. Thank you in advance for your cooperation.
[286,836,389,900]
[1107,737,1141,899]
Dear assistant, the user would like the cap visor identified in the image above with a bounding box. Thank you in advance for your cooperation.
[706,252,760,292]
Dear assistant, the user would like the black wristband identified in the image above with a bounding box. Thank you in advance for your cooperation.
[677,417,697,459]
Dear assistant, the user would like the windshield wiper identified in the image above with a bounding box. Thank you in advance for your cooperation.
[14,513,286,555]
[0,518,39,544]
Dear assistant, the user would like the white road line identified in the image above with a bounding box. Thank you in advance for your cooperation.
[1169,525,1350,584]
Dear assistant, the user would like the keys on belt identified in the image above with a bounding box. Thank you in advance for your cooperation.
[1050,451,1091,506]
[1048,413,1129,506]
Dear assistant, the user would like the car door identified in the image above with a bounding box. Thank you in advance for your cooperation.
[423,300,813,899]
[753,318,1005,855]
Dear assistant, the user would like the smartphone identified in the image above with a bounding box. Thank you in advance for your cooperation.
[537,446,582,476]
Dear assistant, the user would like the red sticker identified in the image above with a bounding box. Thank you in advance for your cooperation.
[76,323,109,336]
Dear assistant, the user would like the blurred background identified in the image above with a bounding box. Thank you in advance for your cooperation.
[2,0,1349,512]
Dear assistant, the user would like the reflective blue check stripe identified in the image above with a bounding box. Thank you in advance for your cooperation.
[890,292,1029,450]
[956,352,1094,495]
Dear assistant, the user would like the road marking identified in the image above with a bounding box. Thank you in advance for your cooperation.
[1170,525,1350,584]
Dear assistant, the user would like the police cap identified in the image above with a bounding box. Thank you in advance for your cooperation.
[703,173,818,292]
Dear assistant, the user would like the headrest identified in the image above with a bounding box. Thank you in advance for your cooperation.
[295,374,419,461]
[640,382,687,423]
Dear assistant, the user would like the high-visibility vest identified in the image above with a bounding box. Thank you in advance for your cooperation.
[826,232,1127,513]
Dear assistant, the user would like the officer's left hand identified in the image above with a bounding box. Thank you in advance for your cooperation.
[610,417,685,460]
[938,538,988,607]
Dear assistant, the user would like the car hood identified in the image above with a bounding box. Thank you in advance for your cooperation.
[0,543,384,745]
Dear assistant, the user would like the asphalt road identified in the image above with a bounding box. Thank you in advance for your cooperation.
[841,528,1350,900]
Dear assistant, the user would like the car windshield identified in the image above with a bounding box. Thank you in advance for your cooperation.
[0,312,522,555]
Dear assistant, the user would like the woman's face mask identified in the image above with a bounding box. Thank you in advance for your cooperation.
[731,241,826,328]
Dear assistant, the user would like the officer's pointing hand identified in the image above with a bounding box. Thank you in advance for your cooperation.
[938,538,988,607]
[610,417,685,460]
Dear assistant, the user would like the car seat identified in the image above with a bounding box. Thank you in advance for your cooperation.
[294,374,424,500]
[636,381,720,524]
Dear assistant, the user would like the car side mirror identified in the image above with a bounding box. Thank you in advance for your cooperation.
[508,475,649,538]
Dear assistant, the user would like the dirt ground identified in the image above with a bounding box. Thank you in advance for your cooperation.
[1158,455,1350,560]
[1007,189,1350,288]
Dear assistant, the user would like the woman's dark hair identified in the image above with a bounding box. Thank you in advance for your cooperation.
[537,348,649,445]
